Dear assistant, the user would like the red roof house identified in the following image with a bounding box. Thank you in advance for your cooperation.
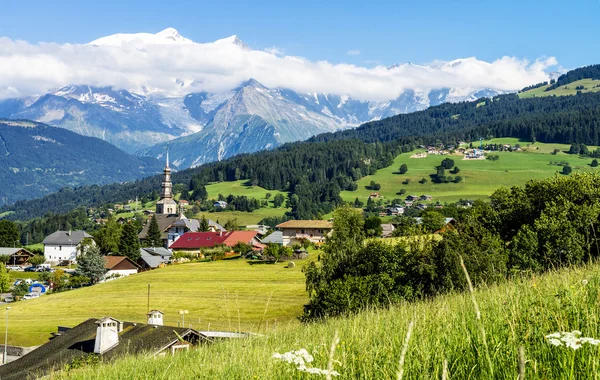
[169,231,261,251]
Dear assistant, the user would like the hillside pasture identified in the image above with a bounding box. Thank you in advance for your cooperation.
[519,79,600,98]
[1,258,310,346]
[341,139,599,204]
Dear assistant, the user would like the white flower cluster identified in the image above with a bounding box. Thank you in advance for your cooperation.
[272,349,340,377]
[545,331,600,350]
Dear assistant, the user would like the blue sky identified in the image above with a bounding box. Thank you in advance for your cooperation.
[2,0,599,69]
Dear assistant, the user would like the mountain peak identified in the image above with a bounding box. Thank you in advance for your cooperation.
[155,28,188,43]
[88,28,192,47]
[214,35,249,50]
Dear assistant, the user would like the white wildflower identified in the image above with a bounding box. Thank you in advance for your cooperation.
[582,279,589,286]
[273,348,339,376]
[545,331,600,350]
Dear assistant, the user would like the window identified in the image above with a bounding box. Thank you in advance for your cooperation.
[59,246,62,251]
[301,229,305,234]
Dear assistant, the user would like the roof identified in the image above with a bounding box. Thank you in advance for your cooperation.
[260,231,283,244]
[0,319,203,380]
[41,230,92,246]
[276,220,333,229]
[104,256,140,270]
[142,247,172,257]
[414,217,456,225]
[0,247,33,256]
[139,215,225,240]
[138,249,169,268]
[169,231,258,250]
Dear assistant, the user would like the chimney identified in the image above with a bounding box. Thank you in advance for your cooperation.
[147,310,164,326]
[94,317,120,354]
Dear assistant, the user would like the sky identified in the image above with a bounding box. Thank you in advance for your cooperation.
[1,0,598,68]
[0,0,598,100]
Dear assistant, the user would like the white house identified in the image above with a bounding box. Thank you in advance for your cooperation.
[42,230,93,264]
[103,256,140,282]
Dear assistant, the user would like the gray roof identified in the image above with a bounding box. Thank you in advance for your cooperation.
[42,230,92,246]
[414,218,456,225]
[260,231,283,244]
[0,248,27,256]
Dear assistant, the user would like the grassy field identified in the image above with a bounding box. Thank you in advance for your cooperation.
[518,79,600,98]
[55,262,600,379]
[340,138,599,204]
[1,258,311,346]
[197,207,291,227]
[205,180,288,201]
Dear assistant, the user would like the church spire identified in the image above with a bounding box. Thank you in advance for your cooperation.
[166,147,170,169]
[155,147,177,215]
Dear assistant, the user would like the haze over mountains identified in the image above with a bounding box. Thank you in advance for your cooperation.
[0,28,556,167]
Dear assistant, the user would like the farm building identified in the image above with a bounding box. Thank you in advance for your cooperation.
[276,220,333,246]
[0,247,35,266]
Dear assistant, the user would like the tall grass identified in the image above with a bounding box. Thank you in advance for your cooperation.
[54,263,600,379]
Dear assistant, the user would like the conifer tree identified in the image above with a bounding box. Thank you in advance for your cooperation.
[145,215,162,247]
[199,216,210,232]
[76,246,107,284]
[119,223,141,261]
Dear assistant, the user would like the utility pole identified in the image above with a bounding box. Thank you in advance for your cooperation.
[147,284,150,314]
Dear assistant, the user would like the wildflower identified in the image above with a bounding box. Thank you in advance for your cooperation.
[544,331,600,350]
[582,279,589,286]
[273,349,339,377]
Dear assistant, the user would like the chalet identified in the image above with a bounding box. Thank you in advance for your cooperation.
[386,206,404,216]
[276,220,333,246]
[169,231,261,253]
[0,312,247,380]
[178,199,190,208]
[0,248,34,267]
[103,256,140,281]
[42,230,93,265]
[420,194,433,201]
[369,192,380,199]
[213,200,228,208]
[138,247,172,270]
[381,224,396,238]
[414,217,457,233]
[260,231,283,245]
[406,195,420,202]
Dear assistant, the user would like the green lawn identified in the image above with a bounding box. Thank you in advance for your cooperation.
[519,79,600,98]
[2,258,310,346]
[24,243,43,252]
[340,139,599,204]
[205,180,288,201]
[60,262,600,379]
[196,206,291,226]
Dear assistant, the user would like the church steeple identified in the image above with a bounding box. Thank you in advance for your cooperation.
[155,149,177,215]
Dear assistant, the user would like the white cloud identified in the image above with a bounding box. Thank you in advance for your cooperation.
[0,29,558,102]
[264,46,284,56]
[347,49,361,56]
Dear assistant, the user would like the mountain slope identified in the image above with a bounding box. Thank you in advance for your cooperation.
[0,119,163,206]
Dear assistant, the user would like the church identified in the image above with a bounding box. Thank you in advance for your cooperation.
[138,151,225,247]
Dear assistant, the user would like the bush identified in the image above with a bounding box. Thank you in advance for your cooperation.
[399,164,408,174]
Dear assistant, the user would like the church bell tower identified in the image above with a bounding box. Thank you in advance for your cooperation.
[155,150,178,215]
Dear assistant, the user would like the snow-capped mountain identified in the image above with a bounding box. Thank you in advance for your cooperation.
[0,28,512,163]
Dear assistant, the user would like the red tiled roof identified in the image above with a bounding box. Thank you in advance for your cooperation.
[169,231,258,249]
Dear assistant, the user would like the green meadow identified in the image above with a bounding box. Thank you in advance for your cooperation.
[1,259,310,346]
[340,138,599,204]
[518,79,600,98]
[56,262,600,379]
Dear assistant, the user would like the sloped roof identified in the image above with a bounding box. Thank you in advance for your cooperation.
[0,319,203,380]
[138,214,180,240]
[0,248,33,256]
[142,247,172,257]
[42,230,92,246]
[139,249,168,269]
[260,231,283,244]
[276,220,333,229]
[104,256,140,270]
[169,231,258,249]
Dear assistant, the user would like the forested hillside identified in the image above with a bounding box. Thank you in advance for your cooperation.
[0,119,163,206]
[4,69,600,222]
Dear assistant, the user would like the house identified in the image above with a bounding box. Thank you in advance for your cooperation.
[386,206,404,216]
[414,217,457,233]
[420,194,433,201]
[213,200,228,208]
[260,231,283,245]
[178,199,190,208]
[169,231,261,253]
[42,230,93,265]
[245,224,270,235]
[139,214,225,248]
[369,192,380,199]
[0,248,34,267]
[103,256,140,281]
[381,224,396,238]
[276,220,333,246]
[406,195,420,202]
[0,312,247,380]
[138,247,172,270]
